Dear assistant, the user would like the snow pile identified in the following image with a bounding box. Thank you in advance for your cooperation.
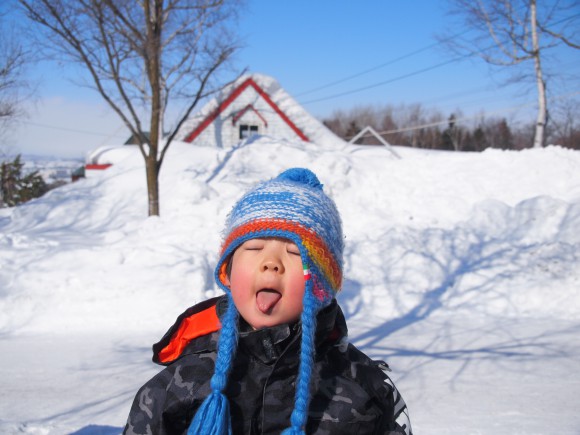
[1,139,578,335]
[1,138,579,434]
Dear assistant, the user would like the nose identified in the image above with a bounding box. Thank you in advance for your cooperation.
[261,259,284,273]
[259,240,287,274]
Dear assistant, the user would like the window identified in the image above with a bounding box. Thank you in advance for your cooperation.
[239,124,259,139]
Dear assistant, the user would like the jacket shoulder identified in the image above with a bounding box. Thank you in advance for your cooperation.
[345,344,413,434]
[153,296,223,365]
[316,342,413,434]
[124,345,217,434]
[324,342,390,397]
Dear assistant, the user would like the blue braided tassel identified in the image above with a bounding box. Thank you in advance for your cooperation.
[282,288,320,434]
[187,390,232,435]
[281,427,305,435]
[188,294,238,435]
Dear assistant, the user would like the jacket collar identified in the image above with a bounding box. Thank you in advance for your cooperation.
[155,295,348,365]
[230,298,346,365]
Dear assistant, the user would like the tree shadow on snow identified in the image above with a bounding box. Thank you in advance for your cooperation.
[342,197,580,379]
[69,425,122,435]
[205,135,263,184]
[338,278,364,319]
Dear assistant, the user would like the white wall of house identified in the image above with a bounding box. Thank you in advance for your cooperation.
[191,85,305,148]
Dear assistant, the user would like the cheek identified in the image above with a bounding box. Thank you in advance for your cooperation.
[285,272,306,316]
[285,295,304,319]
[228,261,253,299]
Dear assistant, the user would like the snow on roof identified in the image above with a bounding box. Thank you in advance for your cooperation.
[86,144,139,165]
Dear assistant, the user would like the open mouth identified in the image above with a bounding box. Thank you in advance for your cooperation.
[256,289,282,314]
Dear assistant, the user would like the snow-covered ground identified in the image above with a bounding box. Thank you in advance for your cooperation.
[1,138,579,434]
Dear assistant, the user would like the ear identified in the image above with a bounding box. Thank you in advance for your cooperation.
[218,258,233,288]
[222,256,233,287]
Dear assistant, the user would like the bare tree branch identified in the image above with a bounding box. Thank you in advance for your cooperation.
[441,0,579,148]
[18,0,243,215]
[0,11,30,144]
[538,22,580,49]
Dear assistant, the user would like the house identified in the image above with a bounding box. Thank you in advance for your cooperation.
[175,73,344,148]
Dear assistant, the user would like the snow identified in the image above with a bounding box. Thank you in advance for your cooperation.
[1,137,579,434]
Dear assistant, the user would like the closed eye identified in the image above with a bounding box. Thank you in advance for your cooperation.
[287,246,301,256]
[243,240,264,251]
[244,246,263,251]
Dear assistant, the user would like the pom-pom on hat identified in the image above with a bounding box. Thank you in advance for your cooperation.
[188,168,344,435]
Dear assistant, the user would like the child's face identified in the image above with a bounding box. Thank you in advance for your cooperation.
[226,237,305,330]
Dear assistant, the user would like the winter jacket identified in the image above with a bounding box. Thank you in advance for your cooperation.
[124,296,412,435]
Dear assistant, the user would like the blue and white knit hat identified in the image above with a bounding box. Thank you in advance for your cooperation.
[188,168,344,435]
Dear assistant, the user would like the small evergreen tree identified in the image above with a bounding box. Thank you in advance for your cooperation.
[0,155,48,207]
[345,120,361,140]
[472,126,488,151]
[496,119,514,150]
[440,114,463,151]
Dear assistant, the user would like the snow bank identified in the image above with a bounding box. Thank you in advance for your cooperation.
[2,138,580,435]
[1,139,579,336]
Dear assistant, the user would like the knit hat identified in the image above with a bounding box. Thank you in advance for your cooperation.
[188,167,343,435]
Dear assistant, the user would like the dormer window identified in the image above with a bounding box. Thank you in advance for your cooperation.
[239,124,259,139]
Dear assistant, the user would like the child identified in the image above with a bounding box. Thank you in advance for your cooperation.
[124,168,412,435]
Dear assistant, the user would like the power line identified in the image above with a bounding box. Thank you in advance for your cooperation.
[418,85,494,106]
[298,37,505,106]
[298,11,580,107]
[18,120,127,138]
[294,30,472,98]
[301,55,471,105]
[294,4,576,100]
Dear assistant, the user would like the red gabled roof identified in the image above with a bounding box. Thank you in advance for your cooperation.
[183,77,309,143]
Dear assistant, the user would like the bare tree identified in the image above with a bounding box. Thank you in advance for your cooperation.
[549,99,580,149]
[18,0,242,216]
[0,9,28,147]
[443,0,580,148]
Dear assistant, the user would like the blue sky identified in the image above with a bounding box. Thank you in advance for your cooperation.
[8,0,580,158]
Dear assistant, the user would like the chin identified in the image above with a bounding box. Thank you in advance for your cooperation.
[253,320,276,330]
[250,316,283,330]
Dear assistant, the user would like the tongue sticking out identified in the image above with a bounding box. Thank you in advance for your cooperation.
[256,290,282,314]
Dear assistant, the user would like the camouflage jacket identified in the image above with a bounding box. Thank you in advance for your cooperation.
[124,296,412,435]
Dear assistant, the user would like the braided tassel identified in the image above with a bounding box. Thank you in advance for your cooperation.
[188,294,239,435]
[281,288,320,435]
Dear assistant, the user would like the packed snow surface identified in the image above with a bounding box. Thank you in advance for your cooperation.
[1,137,579,434]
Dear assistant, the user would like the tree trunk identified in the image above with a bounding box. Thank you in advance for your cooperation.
[145,155,160,216]
[145,0,162,216]
[531,0,547,148]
